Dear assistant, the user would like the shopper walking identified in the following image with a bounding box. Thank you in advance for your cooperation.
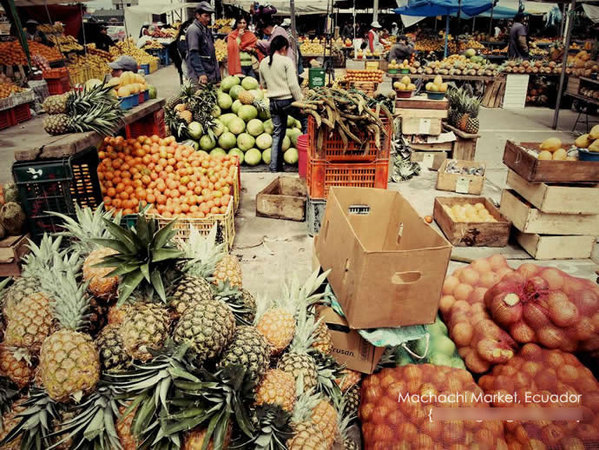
[259,35,303,172]
[508,13,530,59]
[186,1,220,84]
[227,17,258,77]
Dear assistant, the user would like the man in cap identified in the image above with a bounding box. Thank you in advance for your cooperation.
[186,1,220,84]
[109,55,138,78]
[25,19,51,46]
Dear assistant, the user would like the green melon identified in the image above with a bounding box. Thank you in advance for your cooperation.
[218,132,237,150]
[232,100,242,114]
[255,133,273,150]
[221,75,240,92]
[263,119,274,135]
[228,148,244,164]
[187,122,203,140]
[199,135,216,151]
[284,148,298,165]
[249,89,264,100]
[217,92,233,110]
[210,148,227,158]
[227,117,246,135]
[262,148,271,165]
[246,119,264,137]
[212,119,226,137]
[241,76,259,90]
[237,133,255,152]
[282,135,291,151]
[219,113,237,127]
[229,85,245,101]
[245,148,262,166]
[238,105,258,122]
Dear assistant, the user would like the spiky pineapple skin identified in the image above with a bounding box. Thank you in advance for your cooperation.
[465,116,480,134]
[0,400,25,450]
[343,384,361,419]
[42,94,69,114]
[287,421,330,450]
[212,254,242,288]
[183,426,232,450]
[311,399,338,448]
[2,277,41,320]
[337,369,362,392]
[311,320,333,355]
[39,329,100,402]
[239,288,256,323]
[255,369,296,412]
[168,275,214,318]
[82,248,119,300]
[120,303,171,362]
[0,345,33,388]
[4,292,54,351]
[277,352,317,392]
[107,304,131,325]
[43,113,71,135]
[173,299,235,363]
[96,324,131,372]
[256,308,295,354]
[219,325,270,380]
[116,405,138,450]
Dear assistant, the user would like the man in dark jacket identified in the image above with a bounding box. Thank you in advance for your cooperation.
[508,13,529,59]
[388,35,414,62]
[186,1,220,84]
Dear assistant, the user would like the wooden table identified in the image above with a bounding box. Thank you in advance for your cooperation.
[9,98,165,162]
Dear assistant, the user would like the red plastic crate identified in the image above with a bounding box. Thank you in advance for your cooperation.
[306,156,389,199]
[138,92,146,104]
[125,109,167,139]
[0,108,16,130]
[13,104,31,123]
[47,76,71,95]
[308,116,391,162]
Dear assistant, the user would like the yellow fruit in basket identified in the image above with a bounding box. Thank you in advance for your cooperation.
[425,82,435,91]
[401,75,411,85]
[408,83,416,90]
[538,150,553,160]
[433,75,443,85]
[566,156,578,161]
[590,125,599,140]
[575,133,591,148]
[552,148,567,160]
[439,83,449,93]
[117,86,131,97]
[589,139,599,152]
[108,77,121,87]
[539,137,561,152]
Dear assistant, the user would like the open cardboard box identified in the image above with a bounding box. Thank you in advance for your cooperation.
[314,187,451,329]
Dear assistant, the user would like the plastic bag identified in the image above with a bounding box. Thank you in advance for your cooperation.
[484,263,599,353]
[360,364,507,449]
[479,344,599,449]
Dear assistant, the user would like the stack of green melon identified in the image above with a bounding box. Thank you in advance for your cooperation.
[184,75,301,167]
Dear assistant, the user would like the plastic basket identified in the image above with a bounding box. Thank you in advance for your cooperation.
[306,195,326,236]
[306,157,389,199]
[138,91,146,104]
[144,90,150,102]
[426,91,445,100]
[13,103,31,123]
[395,90,413,98]
[125,108,166,139]
[46,76,71,95]
[0,108,16,130]
[579,149,599,161]
[119,94,139,110]
[297,134,308,178]
[12,147,102,240]
[388,69,399,74]
[139,64,150,75]
[308,116,391,162]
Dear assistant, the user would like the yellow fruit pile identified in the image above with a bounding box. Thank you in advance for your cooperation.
[574,126,599,153]
[388,58,412,70]
[108,71,147,97]
[443,202,497,223]
[343,69,384,83]
[0,82,23,99]
[110,39,158,65]
[215,39,227,62]
[425,75,448,93]
[66,53,111,84]
[393,75,415,92]
[48,34,83,52]
[38,23,64,33]
[143,40,164,50]
[537,137,578,160]
[300,42,324,55]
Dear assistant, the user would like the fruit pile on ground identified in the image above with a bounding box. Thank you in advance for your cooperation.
[447,87,481,133]
[0,209,361,449]
[0,183,26,239]
[97,135,238,217]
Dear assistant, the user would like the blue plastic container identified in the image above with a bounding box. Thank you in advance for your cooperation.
[144,89,150,101]
[578,149,599,162]
[139,64,150,75]
[120,94,139,110]
[426,91,445,100]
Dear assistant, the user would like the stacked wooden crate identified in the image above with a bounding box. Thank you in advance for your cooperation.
[499,140,599,260]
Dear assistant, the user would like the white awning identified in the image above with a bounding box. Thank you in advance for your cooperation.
[222,0,329,14]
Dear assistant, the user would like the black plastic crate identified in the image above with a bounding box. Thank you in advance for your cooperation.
[12,147,102,240]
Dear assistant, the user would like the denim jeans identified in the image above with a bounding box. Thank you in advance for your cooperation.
[269,98,293,172]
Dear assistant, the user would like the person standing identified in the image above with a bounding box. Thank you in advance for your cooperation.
[259,35,303,172]
[368,21,383,52]
[256,19,298,72]
[390,22,399,37]
[388,35,414,62]
[186,1,220,84]
[508,13,529,59]
[96,25,115,51]
[24,20,51,46]
[227,17,257,76]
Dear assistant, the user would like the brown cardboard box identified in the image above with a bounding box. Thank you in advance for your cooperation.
[0,234,30,277]
[314,187,452,329]
[317,306,385,374]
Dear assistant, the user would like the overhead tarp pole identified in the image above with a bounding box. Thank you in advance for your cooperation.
[290,0,297,41]
[0,0,30,66]
[488,3,494,36]
[373,0,379,24]
[552,0,576,130]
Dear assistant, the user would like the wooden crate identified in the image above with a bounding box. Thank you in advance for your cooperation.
[444,123,479,161]
[396,95,449,110]
[515,231,595,260]
[566,77,580,96]
[411,151,447,170]
[433,197,510,247]
[436,159,485,195]
[500,189,599,235]
[506,170,599,214]
[481,78,506,108]
[0,234,31,277]
[256,176,307,222]
[503,140,599,183]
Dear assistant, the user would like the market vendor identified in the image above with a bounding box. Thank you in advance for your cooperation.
[227,17,258,77]
[137,25,155,48]
[186,1,220,84]
[388,35,414,62]
[25,20,51,46]
[368,21,384,53]
[109,55,138,78]
[508,13,530,59]
[96,25,115,52]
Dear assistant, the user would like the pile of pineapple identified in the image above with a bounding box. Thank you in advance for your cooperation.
[447,87,481,134]
[0,206,363,449]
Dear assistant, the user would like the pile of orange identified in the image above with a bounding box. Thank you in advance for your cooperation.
[343,69,384,83]
[98,135,238,218]
[0,82,23,99]
[0,41,63,65]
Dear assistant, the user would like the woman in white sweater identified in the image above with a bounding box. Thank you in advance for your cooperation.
[259,35,303,172]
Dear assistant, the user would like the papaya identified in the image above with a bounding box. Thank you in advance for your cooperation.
[590,124,599,140]
[575,133,591,149]
[552,148,567,160]
[589,138,599,152]
[537,150,553,160]
[539,137,562,152]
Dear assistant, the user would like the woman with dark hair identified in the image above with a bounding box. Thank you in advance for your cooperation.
[259,35,303,172]
[227,17,257,76]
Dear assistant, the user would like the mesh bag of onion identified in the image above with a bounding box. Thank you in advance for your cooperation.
[360,364,508,450]
[484,263,599,353]
[440,254,518,373]
[478,344,599,449]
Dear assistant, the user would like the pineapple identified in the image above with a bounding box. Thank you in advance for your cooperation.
[178,110,193,124]
[179,225,225,277]
[0,400,26,450]
[238,90,255,105]
[116,404,138,450]
[0,345,33,388]
[212,254,242,288]
[168,275,214,319]
[311,397,338,448]
[107,304,132,325]
[336,369,362,392]
[87,295,110,336]
[183,426,232,450]
[82,248,119,301]
[214,283,257,325]
[287,392,330,450]
[3,292,54,351]
[311,319,333,355]
[120,302,171,361]
[277,311,318,393]
[37,268,100,403]
[218,325,270,381]
[1,277,40,321]
[342,384,361,419]
[96,324,131,372]
[255,369,297,412]
[172,298,236,364]
[42,94,69,114]
[336,397,359,450]
[465,97,481,134]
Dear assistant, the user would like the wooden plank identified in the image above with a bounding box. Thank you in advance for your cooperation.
[495,80,506,108]
[500,189,599,235]
[433,197,511,247]
[255,177,307,222]
[506,170,599,214]
[443,123,480,140]
[396,108,448,119]
[395,96,449,110]
[515,232,595,260]
[503,140,599,183]
[436,159,485,195]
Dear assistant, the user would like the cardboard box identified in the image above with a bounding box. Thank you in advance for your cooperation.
[314,187,452,329]
[0,234,30,277]
[410,151,447,170]
[436,159,486,195]
[317,306,385,374]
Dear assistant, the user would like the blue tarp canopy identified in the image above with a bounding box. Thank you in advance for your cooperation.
[394,0,495,17]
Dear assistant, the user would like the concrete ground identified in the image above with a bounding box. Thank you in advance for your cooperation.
[1,65,597,295]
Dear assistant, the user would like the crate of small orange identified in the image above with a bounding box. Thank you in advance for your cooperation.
[97,135,240,249]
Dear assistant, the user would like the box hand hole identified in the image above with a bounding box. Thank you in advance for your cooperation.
[391,271,421,285]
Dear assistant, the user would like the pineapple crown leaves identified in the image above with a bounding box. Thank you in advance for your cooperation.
[213,282,254,326]
[244,405,293,450]
[46,385,122,450]
[47,203,122,255]
[0,388,61,450]
[290,389,321,426]
[252,294,273,326]
[288,309,317,354]
[92,210,184,304]
[21,234,70,278]
[312,352,343,399]
[0,377,19,418]
[179,225,225,279]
